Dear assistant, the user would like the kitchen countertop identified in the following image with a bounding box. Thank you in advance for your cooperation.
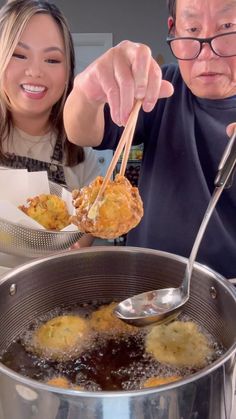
[0,252,30,269]
[0,240,113,270]
[0,265,10,276]
[0,252,33,280]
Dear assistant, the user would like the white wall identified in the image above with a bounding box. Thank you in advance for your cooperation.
[0,0,174,64]
[55,0,173,63]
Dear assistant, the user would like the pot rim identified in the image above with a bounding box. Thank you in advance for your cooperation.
[0,246,234,284]
[0,247,235,398]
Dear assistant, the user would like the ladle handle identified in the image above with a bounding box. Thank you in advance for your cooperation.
[181,129,236,297]
[215,130,236,188]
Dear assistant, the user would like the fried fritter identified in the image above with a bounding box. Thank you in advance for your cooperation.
[46,376,83,390]
[19,194,70,230]
[71,174,143,239]
[31,315,89,361]
[142,375,181,388]
[46,376,71,388]
[89,302,138,335]
[145,320,214,368]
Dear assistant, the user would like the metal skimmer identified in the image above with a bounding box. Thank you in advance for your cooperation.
[0,180,83,258]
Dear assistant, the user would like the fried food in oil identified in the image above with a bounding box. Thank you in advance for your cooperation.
[89,302,138,335]
[19,194,70,230]
[46,376,83,390]
[145,321,214,368]
[142,375,181,388]
[71,174,144,239]
[31,315,89,361]
[47,376,71,388]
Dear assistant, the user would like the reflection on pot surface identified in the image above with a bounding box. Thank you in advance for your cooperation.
[0,302,225,391]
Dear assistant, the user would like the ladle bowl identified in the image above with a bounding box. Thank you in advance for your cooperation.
[114,287,187,327]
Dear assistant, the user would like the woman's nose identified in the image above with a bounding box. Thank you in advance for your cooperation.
[24,62,43,78]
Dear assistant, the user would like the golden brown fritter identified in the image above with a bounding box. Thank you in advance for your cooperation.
[89,302,138,336]
[142,375,181,388]
[31,315,90,361]
[46,376,71,388]
[71,174,144,239]
[46,376,83,390]
[19,194,70,230]
[145,320,214,368]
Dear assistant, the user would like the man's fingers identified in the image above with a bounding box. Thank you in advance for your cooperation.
[143,79,174,112]
[76,41,174,126]
[226,123,236,137]
[159,80,174,99]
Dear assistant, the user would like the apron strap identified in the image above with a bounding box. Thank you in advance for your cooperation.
[1,135,67,187]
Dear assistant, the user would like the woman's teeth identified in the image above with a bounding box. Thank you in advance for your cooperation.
[22,84,46,93]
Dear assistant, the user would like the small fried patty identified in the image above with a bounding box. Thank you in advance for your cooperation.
[31,315,89,360]
[145,320,213,368]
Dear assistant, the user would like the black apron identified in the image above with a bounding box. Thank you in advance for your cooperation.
[1,137,67,187]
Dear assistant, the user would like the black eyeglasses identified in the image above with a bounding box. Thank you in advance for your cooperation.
[166,31,236,60]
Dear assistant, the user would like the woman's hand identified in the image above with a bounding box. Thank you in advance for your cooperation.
[74,41,174,126]
[69,233,95,250]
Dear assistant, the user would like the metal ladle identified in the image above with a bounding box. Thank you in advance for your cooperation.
[114,130,236,327]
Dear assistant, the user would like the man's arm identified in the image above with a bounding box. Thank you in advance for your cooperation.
[63,85,105,147]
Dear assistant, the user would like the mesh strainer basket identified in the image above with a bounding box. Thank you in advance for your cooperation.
[0,181,83,258]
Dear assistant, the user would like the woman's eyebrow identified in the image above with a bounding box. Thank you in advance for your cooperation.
[17,41,30,50]
[17,41,64,54]
[44,46,64,54]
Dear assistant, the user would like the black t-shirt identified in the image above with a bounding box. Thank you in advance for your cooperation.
[96,63,236,278]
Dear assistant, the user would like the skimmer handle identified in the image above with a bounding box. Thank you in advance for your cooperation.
[215,129,236,188]
[181,129,236,297]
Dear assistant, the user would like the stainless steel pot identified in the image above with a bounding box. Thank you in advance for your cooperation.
[0,247,235,419]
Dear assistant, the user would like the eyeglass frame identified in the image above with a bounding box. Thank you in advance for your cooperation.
[166,31,236,60]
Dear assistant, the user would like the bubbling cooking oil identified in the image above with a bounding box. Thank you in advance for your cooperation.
[0,302,225,391]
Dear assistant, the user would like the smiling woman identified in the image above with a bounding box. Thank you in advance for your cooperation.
[0,0,100,191]
[0,0,101,249]
[4,13,67,118]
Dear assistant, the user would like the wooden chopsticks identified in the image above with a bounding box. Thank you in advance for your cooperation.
[96,99,142,199]
[119,113,139,177]
[87,100,142,220]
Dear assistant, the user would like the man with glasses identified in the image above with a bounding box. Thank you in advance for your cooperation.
[64,0,236,279]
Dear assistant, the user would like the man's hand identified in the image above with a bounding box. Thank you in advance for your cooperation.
[74,40,174,127]
[226,123,236,137]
